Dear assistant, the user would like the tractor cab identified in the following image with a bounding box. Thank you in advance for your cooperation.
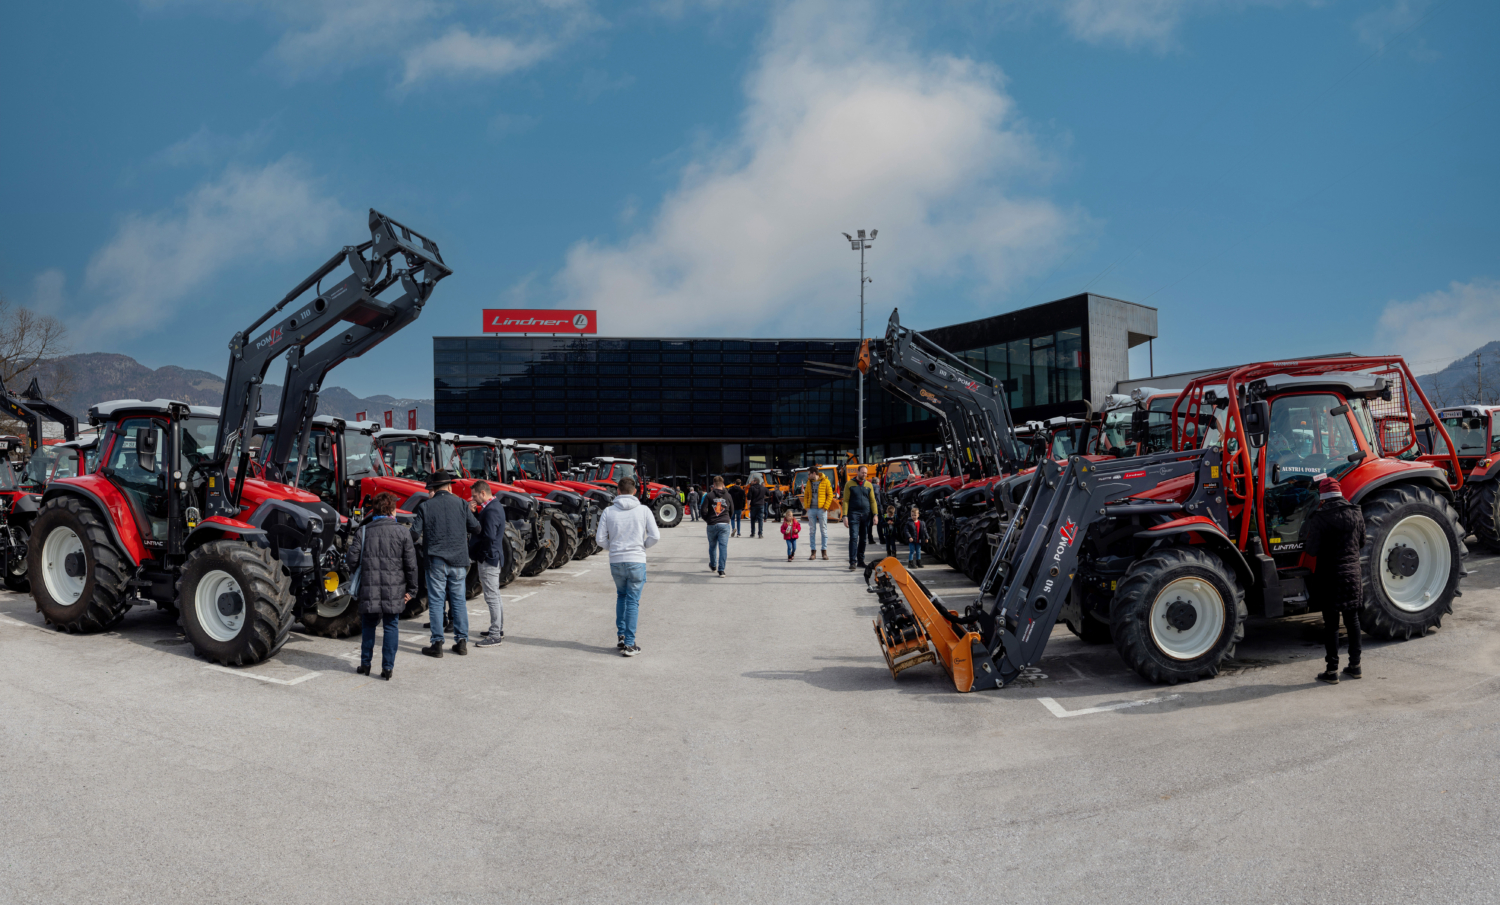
[254,416,383,518]
[583,457,682,527]
[1436,405,1500,466]
[1433,405,1500,551]
[877,455,920,491]
[46,437,99,483]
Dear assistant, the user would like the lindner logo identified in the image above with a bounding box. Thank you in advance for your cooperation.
[482,308,598,334]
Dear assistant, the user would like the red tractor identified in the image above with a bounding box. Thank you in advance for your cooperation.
[0,377,79,592]
[1434,405,1500,552]
[373,428,558,579]
[581,457,683,528]
[446,434,596,565]
[28,210,451,665]
[871,341,1469,690]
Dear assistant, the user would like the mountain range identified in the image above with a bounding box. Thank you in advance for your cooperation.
[1414,342,1500,409]
[17,352,432,431]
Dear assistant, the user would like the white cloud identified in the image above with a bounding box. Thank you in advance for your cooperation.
[547,0,1074,335]
[402,28,556,86]
[1374,278,1500,372]
[1036,0,1308,51]
[79,157,348,344]
[32,270,67,314]
[1354,0,1439,58]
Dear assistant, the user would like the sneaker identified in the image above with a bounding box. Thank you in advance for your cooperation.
[380,669,393,680]
[476,635,504,647]
[621,645,641,657]
[787,554,793,562]
[355,663,371,676]
[422,642,444,659]
[848,563,856,571]
[451,640,468,656]
[1342,665,1362,680]
[1316,669,1339,684]
[618,634,626,649]
[718,570,725,577]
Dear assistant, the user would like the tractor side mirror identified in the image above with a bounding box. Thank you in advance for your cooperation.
[134,427,158,473]
[1128,410,1150,443]
[315,433,333,466]
[1243,400,1271,448]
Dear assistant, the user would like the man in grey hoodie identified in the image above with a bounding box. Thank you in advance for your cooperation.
[595,476,660,657]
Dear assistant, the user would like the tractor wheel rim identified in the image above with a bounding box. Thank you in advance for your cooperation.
[195,570,246,643]
[41,526,86,605]
[1380,514,1450,612]
[317,588,353,619]
[1148,576,1225,660]
[658,502,679,522]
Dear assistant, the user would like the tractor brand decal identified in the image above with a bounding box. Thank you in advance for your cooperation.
[959,378,979,392]
[1059,518,1079,547]
[1203,482,1218,491]
[483,308,598,334]
[255,326,283,350]
[1022,619,1034,643]
[920,389,938,402]
[1123,470,1146,480]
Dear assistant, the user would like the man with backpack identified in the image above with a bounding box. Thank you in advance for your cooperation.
[701,475,734,576]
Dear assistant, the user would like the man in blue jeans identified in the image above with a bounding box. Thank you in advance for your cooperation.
[595,476,660,656]
[700,475,733,577]
[413,471,480,658]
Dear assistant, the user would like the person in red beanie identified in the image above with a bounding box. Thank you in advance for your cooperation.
[1304,474,1366,683]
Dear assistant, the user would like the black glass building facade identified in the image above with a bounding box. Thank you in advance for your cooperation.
[434,293,1156,480]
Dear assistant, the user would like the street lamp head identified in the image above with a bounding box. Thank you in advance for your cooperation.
[870,229,878,239]
[841,232,852,241]
[857,229,866,239]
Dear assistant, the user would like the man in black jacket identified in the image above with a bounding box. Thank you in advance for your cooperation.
[747,476,767,538]
[414,470,481,658]
[1305,475,1366,684]
[471,481,508,648]
[728,481,747,537]
[701,476,733,576]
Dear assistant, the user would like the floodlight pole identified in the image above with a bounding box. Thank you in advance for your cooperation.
[843,229,876,462]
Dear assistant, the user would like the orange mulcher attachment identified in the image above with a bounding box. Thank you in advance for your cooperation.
[869,556,986,692]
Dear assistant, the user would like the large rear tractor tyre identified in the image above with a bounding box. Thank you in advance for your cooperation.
[653,498,683,529]
[548,511,579,568]
[178,540,294,667]
[1463,479,1500,554]
[1111,546,1246,685]
[29,497,132,632]
[499,524,527,587]
[1360,485,1465,640]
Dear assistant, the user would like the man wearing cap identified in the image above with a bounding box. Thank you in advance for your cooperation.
[1304,474,1366,684]
[413,470,481,658]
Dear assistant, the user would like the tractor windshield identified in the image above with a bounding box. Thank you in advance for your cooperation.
[382,439,433,479]
[1439,414,1492,454]
[611,462,637,482]
[21,445,58,491]
[885,462,913,485]
[514,448,543,480]
[792,471,808,494]
[453,445,494,481]
[180,417,218,473]
[344,431,378,478]
[0,460,16,491]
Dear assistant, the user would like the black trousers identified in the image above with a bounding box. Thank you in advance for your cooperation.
[847,512,871,565]
[1322,606,1362,669]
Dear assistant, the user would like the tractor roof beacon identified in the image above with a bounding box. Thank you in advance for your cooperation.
[867,319,1468,691]
[29,210,451,666]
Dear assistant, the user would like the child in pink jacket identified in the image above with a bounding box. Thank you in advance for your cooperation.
[780,510,802,562]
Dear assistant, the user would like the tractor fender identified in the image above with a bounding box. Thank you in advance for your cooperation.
[185,516,267,551]
[1347,466,1452,505]
[41,479,146,567]
[1460,462,1500,484]
[9,493,41,517]
[1136,516,1255,591]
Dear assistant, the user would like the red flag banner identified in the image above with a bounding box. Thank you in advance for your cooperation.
[355,411,367,421]
[408,409,417,430]
[483,309,597,334]
[383,411,393,428]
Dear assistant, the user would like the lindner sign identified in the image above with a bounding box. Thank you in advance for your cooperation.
[482,309,597,334]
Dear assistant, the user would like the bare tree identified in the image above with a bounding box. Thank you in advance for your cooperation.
[0,293,71,440]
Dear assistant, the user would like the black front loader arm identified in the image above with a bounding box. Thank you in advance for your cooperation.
[863,309,1022,476]
[0,376,42,453]
[960,447,1230,687]
[206,209,451,517]
[18,378,78,442]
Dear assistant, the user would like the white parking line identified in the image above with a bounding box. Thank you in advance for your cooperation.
[202,665,322,686]
[509,592,536,602]
[554,570,590,577]
[1037,694,1179,718]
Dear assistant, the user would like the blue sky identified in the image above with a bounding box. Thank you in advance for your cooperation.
[2,0,1496,399]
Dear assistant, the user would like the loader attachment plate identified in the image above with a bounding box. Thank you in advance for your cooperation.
[870,557,1000,693]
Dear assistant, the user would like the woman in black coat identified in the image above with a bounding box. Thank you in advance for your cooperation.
[348,491,419,680]
[1305,475,1366,684]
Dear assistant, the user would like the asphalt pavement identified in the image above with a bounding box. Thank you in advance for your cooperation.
[2,522,1498,904]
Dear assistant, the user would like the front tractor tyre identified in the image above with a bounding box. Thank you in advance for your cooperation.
[179,541,294,667]
[1111,546,1246,685]
[653,497,683,529]
[29,497,132,633]
[1463,479,1500,554]
[520,517,559,578]
[498,523,528,587]
[297,574,361,639]
[5,522,32,592]
[548,510,579,568]
[1360,484,1465,640]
